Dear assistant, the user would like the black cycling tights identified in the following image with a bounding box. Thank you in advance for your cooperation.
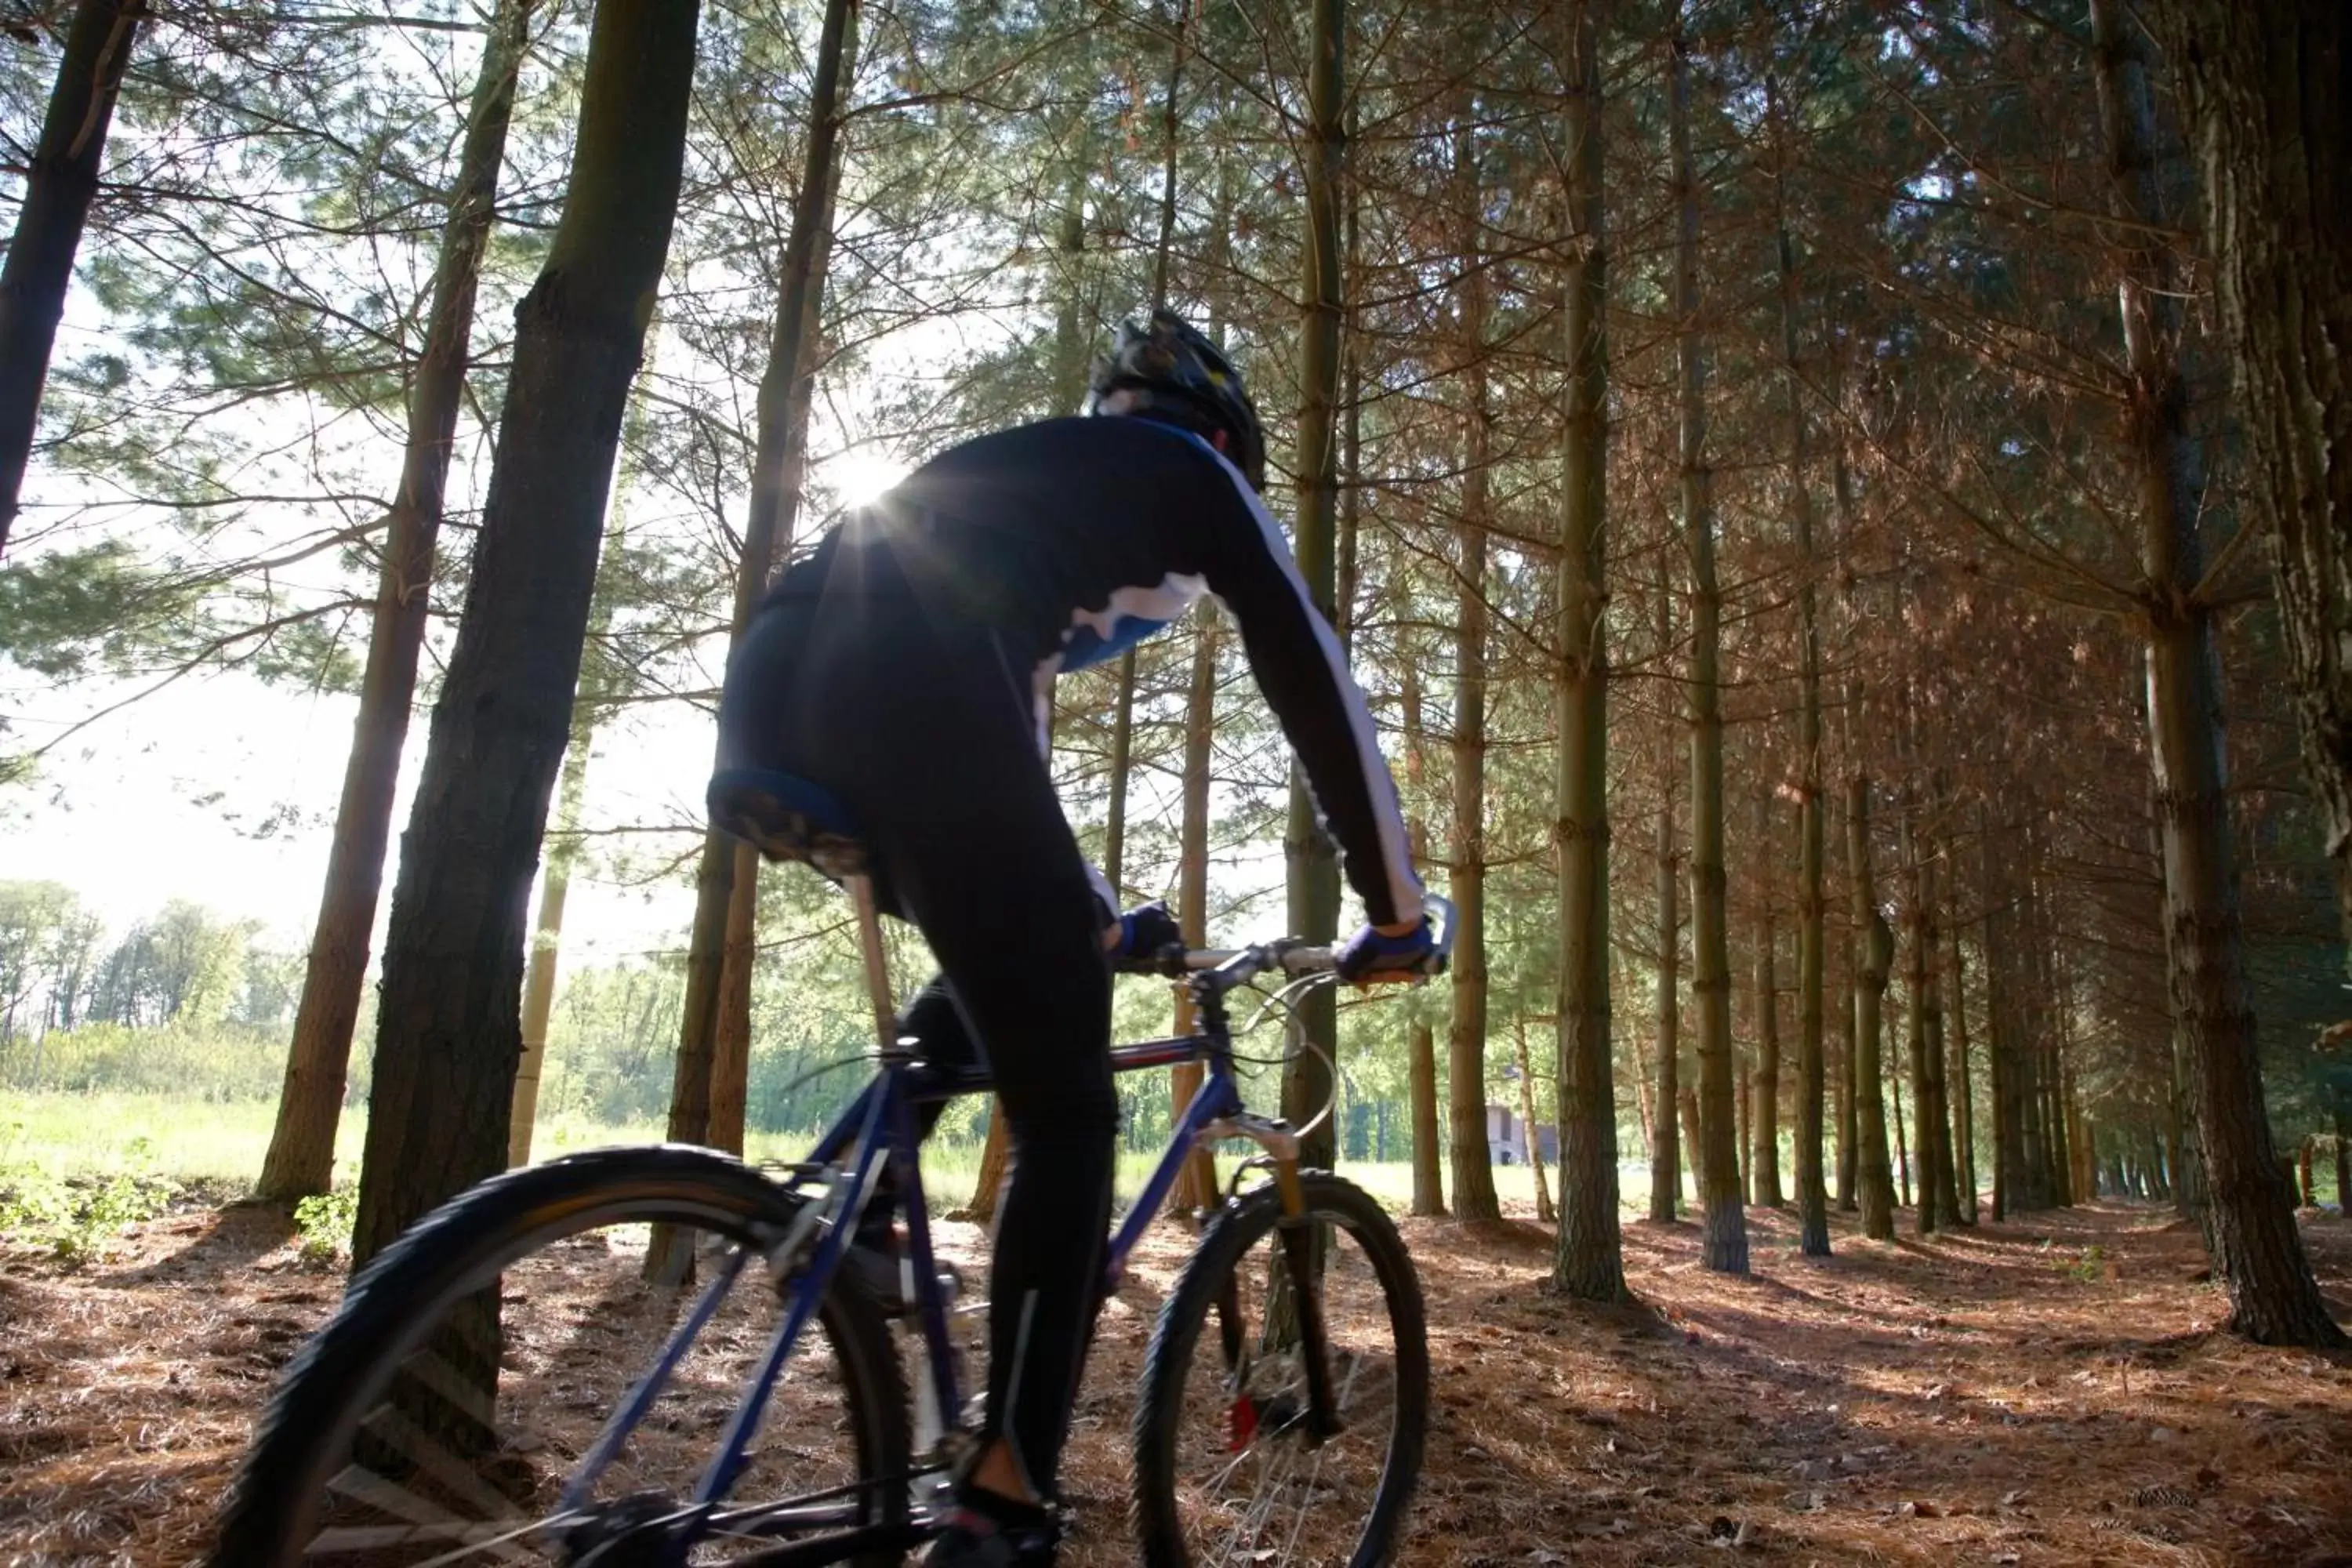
[717,593,1115,1502]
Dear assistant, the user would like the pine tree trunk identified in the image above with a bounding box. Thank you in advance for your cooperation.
[1849,771,1898,1241]
[1736,1049,1751,1208]
[1548,0,1621,1298]
[1513,1016,1555,1226]
[256,0,536,1203]
[351,0,702,1272]
[0,0,145,558]
[2094,0,2341,1345]
[2148,0,2352,963]
[1170,603,1221,1213]
[667,0,855,1157]
[1650,790,1681,1224]
[509,712,592,1166]
[1279,0,1348,1179]
[1903,788,1940,1234]
[1947,912,1979,1224]
[1751,797,1784,1210]
[1773,88,1831,1255]
[1669,12,1744,1273]
[1443,99,1501,1226]
[1835,921,1858,1212]
[1890,1063,1911,1211]
[1401,643,1446,1218]
[2334,1109,2349,1215]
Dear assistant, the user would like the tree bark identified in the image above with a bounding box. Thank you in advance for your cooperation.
[2336,1109,2350,1216]
[1279,0,1347,1178]
[509,704,593,1165]
[256,0,536,1202]
[1890,1059,1911,1211]
[1902,782,1945,1233]
[2147,0,2352,961]
[1549,0,1621,1299]
[1669,10,1744,1273]
[1774,85,1831,1254]
[1513,1015,1555,1226]
[2094,0,2342,1345]
[1443,94,1501,1226]
[0,0,146,558]
[1650,787,1681,1224]
[1751,796,1784,1210]
[1849,770,1898,1241]
[1170,602,1221,1213]
[1947,905,1979,1224]
[1402,640,1446,1218]
[352,0,702,1272]
[667,0,855,1157]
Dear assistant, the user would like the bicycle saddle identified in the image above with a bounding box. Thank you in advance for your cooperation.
[707,767,870,877]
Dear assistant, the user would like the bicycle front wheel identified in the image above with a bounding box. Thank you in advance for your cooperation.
[1132,1172,1428,1568]
[211,1145,912,1567]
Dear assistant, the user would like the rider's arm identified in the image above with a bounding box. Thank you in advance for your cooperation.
[1184,448,1424,931]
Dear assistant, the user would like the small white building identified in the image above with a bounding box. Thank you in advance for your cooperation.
[1485,1104,1558,1167]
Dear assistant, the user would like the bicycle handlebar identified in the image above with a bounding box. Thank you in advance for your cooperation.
[1116,893,1457,990]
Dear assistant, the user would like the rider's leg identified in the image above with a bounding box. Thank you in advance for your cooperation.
[873,792,1115,1509]
[722,601,1116,1514]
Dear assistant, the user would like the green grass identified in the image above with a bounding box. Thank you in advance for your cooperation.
[1,1090,1586,1218]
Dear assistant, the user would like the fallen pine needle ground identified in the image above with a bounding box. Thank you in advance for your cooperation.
[2,1193,2347,1565]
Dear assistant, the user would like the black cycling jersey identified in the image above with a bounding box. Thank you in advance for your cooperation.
[764,414,1422,928]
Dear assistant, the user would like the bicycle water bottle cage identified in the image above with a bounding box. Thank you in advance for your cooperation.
[707,767,869,879]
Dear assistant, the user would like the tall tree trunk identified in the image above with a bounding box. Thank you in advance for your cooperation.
[1835,900,1858,1212]
[666,0,855,1158]
[510,672,598,1166]
[1668,11,1744,1273]
[1902,780,1941,1233]
[0,0,146,558]
[1444,98,1501,1225]
[1402,641,1446,1217]
[2148,0,2352,961]
[1774,85,1831,1254]
[1170,602,1221,1213]
[1891,1064,1911,1210]
[1549,0,1621,1298]
[351,0,702,1272]
[1751,795,1784,1209]
[1650,786,1681,1224]
[256,0,536,1203]
[2093,0,2341,1345]
[2335,1108,2350,1216]
[1947,905,1979,1224]
[710,138,854,1158]
[1849,770,1898,1240]
[1513,1015,1555,1225]
[1280,0,1347,1177]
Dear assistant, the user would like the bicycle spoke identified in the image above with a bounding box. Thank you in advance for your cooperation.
[1139,1174,1425,1568]
[285,1214,887,1563]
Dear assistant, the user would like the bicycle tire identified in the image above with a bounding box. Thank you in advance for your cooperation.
[1131,1172,1428,1568]
[210,1145,911,1568]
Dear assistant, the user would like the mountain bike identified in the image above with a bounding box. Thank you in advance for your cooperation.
[211,766,1443,1566]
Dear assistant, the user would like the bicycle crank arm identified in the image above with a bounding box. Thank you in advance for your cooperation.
[728,1520,935,1567]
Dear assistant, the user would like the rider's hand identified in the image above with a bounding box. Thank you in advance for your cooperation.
[1108,900,1183,960]
[1334,916,1439,984]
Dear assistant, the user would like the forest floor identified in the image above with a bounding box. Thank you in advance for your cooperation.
[2,1189,2348,1566]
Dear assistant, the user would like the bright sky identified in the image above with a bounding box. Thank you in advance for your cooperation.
[2,449,914,965]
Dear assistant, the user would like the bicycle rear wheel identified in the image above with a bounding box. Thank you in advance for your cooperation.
[1132,1172,1428,1568]
[211,1145,912,1567]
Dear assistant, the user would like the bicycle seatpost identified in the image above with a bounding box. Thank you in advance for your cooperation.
[847,873,897,1050]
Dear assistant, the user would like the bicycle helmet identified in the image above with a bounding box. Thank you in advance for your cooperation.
[1084,307,1267,491]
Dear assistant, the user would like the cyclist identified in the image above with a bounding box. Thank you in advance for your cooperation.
[714,308,1434,1567]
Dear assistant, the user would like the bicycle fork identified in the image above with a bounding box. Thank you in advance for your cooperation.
[1203,1114,1345,1446]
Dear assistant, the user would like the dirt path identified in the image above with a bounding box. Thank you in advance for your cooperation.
[3,1196,2347,1565]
